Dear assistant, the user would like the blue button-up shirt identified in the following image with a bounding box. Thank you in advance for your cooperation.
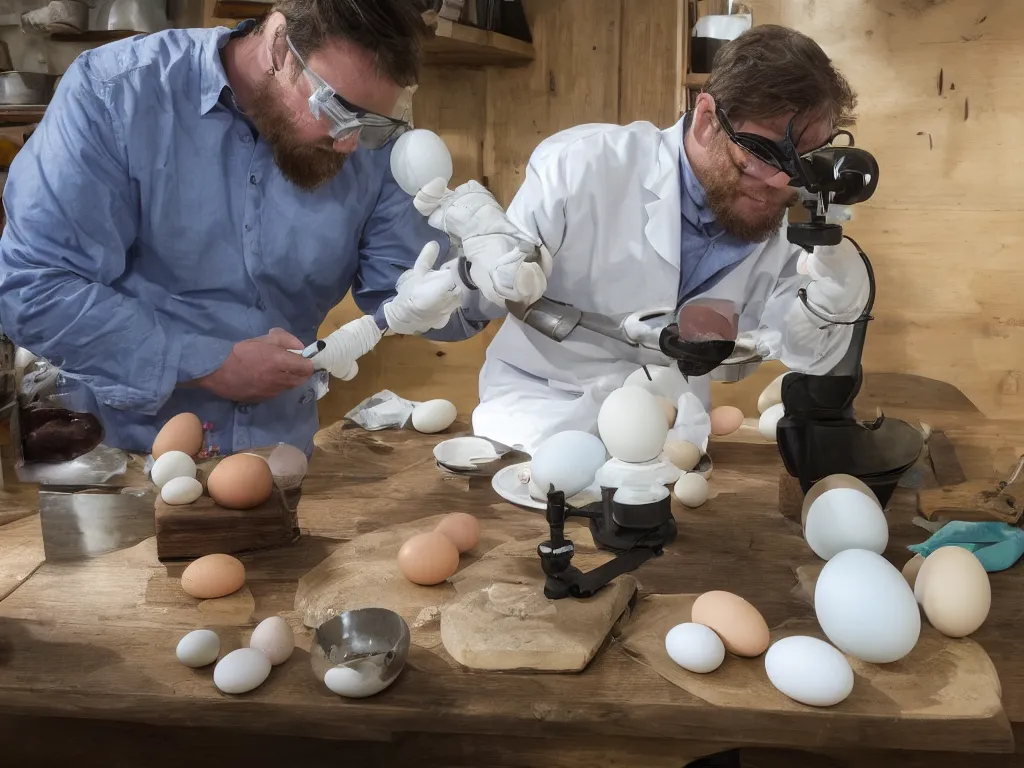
[0,25,485,456]
[678,120,758,305]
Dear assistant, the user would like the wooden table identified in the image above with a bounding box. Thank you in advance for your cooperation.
[2,373,1024,768]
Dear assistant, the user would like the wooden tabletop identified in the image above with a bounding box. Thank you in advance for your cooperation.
[0,373,1023,765]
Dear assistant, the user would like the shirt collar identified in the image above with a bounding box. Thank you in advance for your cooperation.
[679,111,719,232]
[200,20,257,116]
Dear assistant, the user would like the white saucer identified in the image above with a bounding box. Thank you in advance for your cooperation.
[434,436,500,471]
[491,462,603,511]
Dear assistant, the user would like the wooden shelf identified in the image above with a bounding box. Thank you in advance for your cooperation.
[210,4,533,67]
[0,106,46,124]
[423,18,533,67]
[684,72,709,89]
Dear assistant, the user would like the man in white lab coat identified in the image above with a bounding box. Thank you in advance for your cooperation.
[426,25,871,453]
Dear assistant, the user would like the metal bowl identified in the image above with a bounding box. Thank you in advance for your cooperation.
[95,0,168,34]
[311,608,410,699]
[0,72,59,106]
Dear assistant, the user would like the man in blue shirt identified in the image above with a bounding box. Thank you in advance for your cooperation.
[0,0,486,456]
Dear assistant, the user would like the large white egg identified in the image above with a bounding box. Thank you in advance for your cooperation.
[664,622,725,674]
[411,399,457,434]
[758,403,786,442]
[764,636,854,707]
[389,129,454,197]
[804,487,888,560]
[175,629,221,668]
[213,648,272,694]
[598,387,669,463]
[814,548,920,664]
[530,430,606,497]
[622,364,686,403]
[151,450,197,489]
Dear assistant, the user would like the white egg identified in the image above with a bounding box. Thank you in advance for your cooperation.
[664,622,725,673]
[530,431,607,497]
[323,665,393,698]
[757,372,792,414]
[673,473,709,508]
[598,387,669,463]
[389,129,454,197]
[175,629,221,668]
[160,476,203,506]
[150,450,197,489]
[248,616,295,666]
[622,364,686,403]
[764,636,854,707]
[758,403,786,442]
[411,399,457,434]
[804,487,888,561]
[814,549,920,664]
[267,443,308,490]
[213,648,272,694]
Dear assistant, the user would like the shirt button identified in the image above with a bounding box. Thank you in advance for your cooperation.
[256,298,266,311]
[244,224,252,231]
[238,404,251,414]
[250,174,257,184]
[240,133,252,144]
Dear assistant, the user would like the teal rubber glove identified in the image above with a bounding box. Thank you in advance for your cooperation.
[908,521,1024,573]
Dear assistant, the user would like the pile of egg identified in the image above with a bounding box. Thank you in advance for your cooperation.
[396,512,481,586]
[174,553,296,694]
[149,412,308,508]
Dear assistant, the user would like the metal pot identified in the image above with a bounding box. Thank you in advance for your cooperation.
[0,72,60,106]
[94,0,168,34]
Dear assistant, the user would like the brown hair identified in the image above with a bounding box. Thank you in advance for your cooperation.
[704,24,857,130]
[267,0,426,87]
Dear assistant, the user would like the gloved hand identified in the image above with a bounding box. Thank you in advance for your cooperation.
[382,240,464,335]
[796,241,870,323]
[414,177,552,307]
[309,315,383,381]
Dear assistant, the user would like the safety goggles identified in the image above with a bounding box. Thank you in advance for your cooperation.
[286,36,409,149]
[716,107,851,187]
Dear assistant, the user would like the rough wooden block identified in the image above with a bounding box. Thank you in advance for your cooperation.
[778,471,804,525]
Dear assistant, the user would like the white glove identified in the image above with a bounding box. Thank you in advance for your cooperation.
[414,177,552,307]
[796,241,870,323]
[311,315,383,381]
[382,240,464,335]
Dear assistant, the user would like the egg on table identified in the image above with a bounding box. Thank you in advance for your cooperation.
[397,531,460,586]
[901,554,925,590]
[915,546,991,637]
[411,399,457,434]
[709,406,744,436]
[598,387,668,463]
[150,450,197,490]
[663,439,701,471]
[181,553,246,599]
[673,473,709,508]
[757,403,786,442]
[764,636,854,707]
[249,616,295,665]
[664,622,725,673]
[690,590,770,657]
[435,512,481,553]
[803,485,888,561]
[152,412,204,459]
[175,629,221,668]
[267,443,308,490]
[207,453,274,509]
[530,430,607,497]
[214,648,272,694]
[814,548,920,664]
[160,475,203,506]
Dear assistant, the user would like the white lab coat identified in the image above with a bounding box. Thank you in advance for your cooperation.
[472,117,859,453]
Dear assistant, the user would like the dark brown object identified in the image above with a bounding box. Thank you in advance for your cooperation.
[918,455,1024,525]
[777,470,805,524]
[928,430,967,485]
[20,404,103,462]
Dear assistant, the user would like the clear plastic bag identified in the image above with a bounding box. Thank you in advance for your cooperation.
[344,390,418,431]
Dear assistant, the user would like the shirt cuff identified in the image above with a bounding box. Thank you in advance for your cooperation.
[372,303,390,332]
[177,334,236,383]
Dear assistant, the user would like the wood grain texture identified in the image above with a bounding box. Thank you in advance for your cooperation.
[619,0,683,128]
[2,397,1024,756]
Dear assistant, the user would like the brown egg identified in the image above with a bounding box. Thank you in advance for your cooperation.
[801,474,876,526]
[181,553,246,599]
[709,406,744,436]
[663,439,700,471]
[207,453,273,510]
[655,396,677,428]
[397,531,460,586]
[152,413,204,459]
[902,553,925,590]
[435,512,481,553]
[691,590,770,657]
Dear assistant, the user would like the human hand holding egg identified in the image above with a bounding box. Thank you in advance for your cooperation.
[193,328,314,403]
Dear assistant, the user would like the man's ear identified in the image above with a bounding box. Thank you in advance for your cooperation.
[689,92,720,150]
[267,14,289,73]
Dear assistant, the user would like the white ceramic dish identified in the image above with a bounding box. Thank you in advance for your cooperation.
[491,462,602,511]
[434,436,500,471]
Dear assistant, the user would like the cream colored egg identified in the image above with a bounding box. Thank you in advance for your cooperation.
[655,396,677,427]
[902,554,925,590]
[917,546,991,637]
[663,439,701,471]
[758,403,785,442]
[673,473,709,508]
[160,476,203,506]
[249,616,295,665]
[709,406,744,436]
[597,387,669,463]
[757,372,792,415]
[411,399,457,434]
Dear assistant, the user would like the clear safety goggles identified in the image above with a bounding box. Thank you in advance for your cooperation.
[286,36,410,149]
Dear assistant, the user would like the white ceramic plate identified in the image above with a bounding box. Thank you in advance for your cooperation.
[491,462,603,511]
[434,436,500,471]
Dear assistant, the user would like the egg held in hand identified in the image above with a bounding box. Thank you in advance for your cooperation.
[397,531,460,586]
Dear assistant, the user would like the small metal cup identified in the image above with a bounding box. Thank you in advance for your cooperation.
[311,608,410,698]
